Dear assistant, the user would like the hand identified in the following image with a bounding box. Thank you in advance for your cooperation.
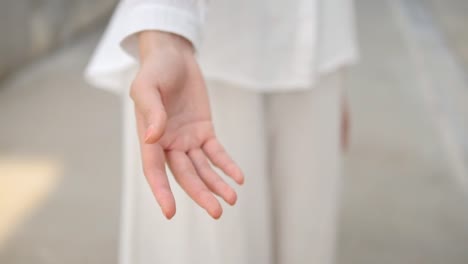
[341,94,351,152]
[130,31,244,219]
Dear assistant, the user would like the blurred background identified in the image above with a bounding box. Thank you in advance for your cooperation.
[1,0,468,263]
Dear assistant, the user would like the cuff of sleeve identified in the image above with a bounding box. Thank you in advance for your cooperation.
[120,4,202,60]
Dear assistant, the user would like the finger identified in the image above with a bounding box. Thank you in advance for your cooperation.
[130,78,167,144]
[166,150,223,219]
[188,149,237,205]
[341,112,350,152]
[341,95,351,152]
[202,138,244,185]
[136,112,176,219]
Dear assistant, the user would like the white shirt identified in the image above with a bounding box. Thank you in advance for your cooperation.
[85,0,358,93]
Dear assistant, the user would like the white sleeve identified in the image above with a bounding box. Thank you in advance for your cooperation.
[85,0,207,93]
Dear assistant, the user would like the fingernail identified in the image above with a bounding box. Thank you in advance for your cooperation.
[144,125,154,142]
[227,190,237,205]
[160,207,171,220]
[237,172,245,185]
[238,176,245,185]
[165,211,172,220]
[210,205,223,219]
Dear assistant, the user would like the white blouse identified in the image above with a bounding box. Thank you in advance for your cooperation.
[85,0,358,93]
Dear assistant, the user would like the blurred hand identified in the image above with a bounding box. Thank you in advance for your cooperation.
[130,31,244,219]
[341,94,351,152]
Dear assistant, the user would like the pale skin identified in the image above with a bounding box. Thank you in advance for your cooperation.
[131,30,350,220]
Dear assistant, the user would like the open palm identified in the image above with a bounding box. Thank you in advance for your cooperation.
[130,32,244,220]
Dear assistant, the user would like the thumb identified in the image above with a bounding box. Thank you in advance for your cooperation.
[130,80,167,144]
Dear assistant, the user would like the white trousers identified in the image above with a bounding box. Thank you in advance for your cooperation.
[120,72,343,264]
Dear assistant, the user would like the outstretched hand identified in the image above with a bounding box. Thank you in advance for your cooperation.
[130,31,244,219]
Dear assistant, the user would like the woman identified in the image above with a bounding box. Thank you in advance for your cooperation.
[86,0,358,263]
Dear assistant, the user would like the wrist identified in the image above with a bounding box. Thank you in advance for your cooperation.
[138,30,194,61]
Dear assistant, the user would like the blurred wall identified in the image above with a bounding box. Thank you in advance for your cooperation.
[0,0,117,81]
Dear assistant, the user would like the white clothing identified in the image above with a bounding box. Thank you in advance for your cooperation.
[85,0,358,93]
[121,71,343,264]
[84,1,355,263]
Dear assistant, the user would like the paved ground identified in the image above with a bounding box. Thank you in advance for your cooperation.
[1,0,467,263]
[0,35,121,263]
[338,1,468,263]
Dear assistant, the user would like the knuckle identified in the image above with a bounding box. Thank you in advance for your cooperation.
[129,83,139,101]
[129,78,145,101]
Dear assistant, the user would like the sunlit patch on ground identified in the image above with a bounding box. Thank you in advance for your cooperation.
[0,156,62,247]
